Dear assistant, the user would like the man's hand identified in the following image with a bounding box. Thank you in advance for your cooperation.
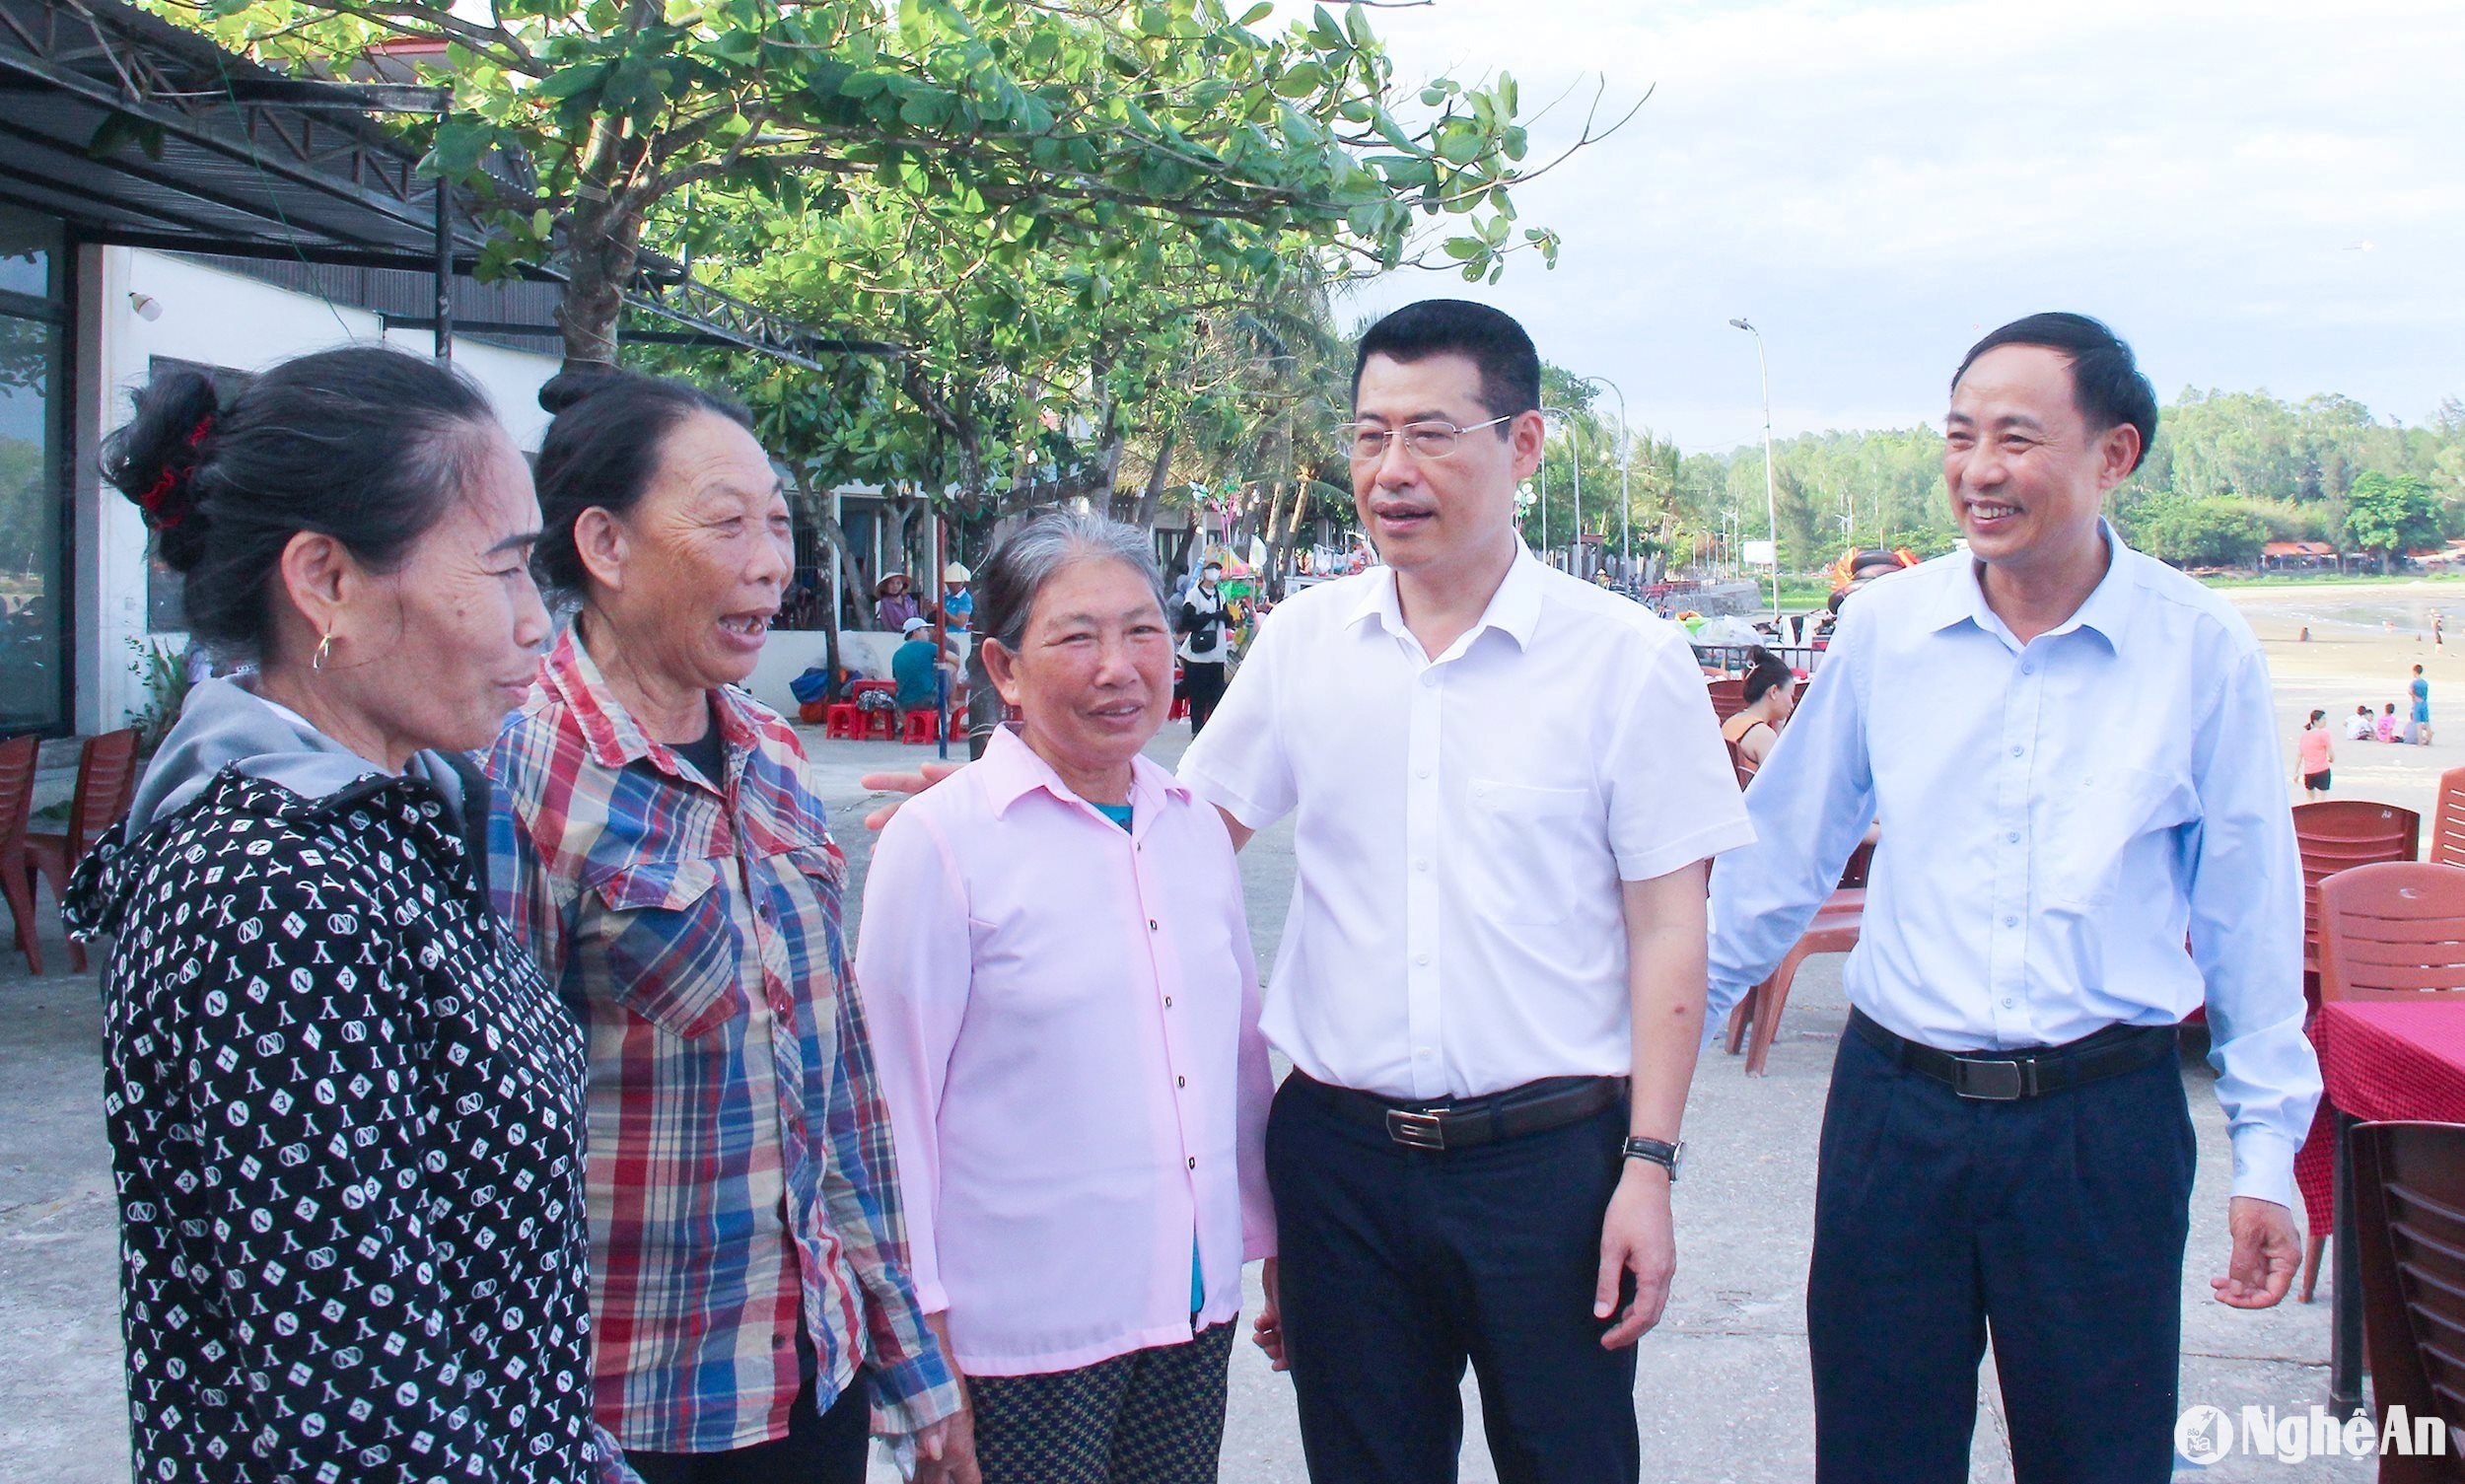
[2212,1195,2300,1308]
[1252,1256,1287,1371]
[1594,1164,1676,1348]
[909,1406,981,1484]
[859,761,964,830]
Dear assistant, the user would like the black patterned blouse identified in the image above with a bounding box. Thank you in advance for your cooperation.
[64,766,611,1484]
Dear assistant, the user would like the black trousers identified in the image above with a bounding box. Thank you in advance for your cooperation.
[1183,661,1228,735]
[624,1372,870,1484]
[1266,1074,1641,1484]
[1807,1024,2196,1484]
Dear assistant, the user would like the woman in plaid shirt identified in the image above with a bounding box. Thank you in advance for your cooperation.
[489,373,963,1483]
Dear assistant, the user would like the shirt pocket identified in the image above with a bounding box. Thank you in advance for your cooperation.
[1458,779,1601,925]
[2041,765,2194,912]
[581,855,746,1039]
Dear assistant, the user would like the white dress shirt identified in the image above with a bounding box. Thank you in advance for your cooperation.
[1181,545,1754,1101]
[1705,533,2322,1207]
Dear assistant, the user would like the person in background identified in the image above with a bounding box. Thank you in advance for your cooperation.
[859,510,1274,1484]
[2411,663,2433,744]
[1708,313,2315,1484]
[943,562,975,633]
[1176,561,1233,735]
[491,371,962,1483]
[65,346,625,1484]
[877,571,922,632]
[1719,646,1797,779]
[893,613,951,714]
[2297,710,2333,798]
[2344,705,2375,742]
[2380,702,2399,742]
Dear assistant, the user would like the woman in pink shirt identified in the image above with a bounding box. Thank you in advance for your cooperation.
[856,510,1275,1484]
[2296,709,2333,799]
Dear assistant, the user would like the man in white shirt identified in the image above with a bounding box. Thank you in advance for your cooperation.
[1181,301,1752,1483]
[1706,314,2319,1484]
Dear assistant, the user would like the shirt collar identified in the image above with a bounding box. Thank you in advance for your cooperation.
[538,624,760,780]
[1932,521,2138,650]
[1343,540,1547,653]
[976,722,1190,824]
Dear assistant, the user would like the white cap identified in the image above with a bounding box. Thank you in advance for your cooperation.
[901,616,929,634]
[945,562,972,583]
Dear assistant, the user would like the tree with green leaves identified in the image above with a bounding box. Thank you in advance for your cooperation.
[2343,470,2444,574]
[166,0,1576,394]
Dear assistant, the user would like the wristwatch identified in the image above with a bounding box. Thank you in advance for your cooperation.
[1622,1136,1684,1181]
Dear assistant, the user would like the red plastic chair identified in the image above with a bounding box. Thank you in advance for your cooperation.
[1723,840,1876,1075]
[846,681,899,740]
[2294,800,2421,989]
[822,703,865,740]
[898,709,942,744]
[2349,1120,2465,1484]
[0,735,41,974]
[24,728,141,972]
[1706,677,1747,723]
[2295,860,2465,1303]
[2430,767,2465,868]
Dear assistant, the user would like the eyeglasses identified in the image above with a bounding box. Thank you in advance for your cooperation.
[1339,415,1513,463]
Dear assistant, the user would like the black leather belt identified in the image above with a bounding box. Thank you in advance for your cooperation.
[1849,1008,2177,1101]
[1290,1071,1626,1152]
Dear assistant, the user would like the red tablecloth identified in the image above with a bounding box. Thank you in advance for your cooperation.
[2291,1000,2465,1231]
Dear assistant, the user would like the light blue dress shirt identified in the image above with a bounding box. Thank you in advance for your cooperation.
[1706,531,2322,1208]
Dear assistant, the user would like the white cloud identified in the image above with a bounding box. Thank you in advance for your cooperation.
[1317,0,2465,451]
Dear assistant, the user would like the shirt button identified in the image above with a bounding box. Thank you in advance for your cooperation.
[1415,766,1431,779]
[2021,663,2034,675]
[1177,1076,1187,1088]
[1422,673,1438,688]
[1415,953,1431,966]
[2009,745,2023,757]
[2007,831,2021,844]
[1149,919,1160,932]
[1187,1157,1198,1169]
[2001,997,2015,1009]
[1164,996,1174,1008]
[2003,915,2018,928]
[1416,1048,1434,1060]
[1415,859,1430,873]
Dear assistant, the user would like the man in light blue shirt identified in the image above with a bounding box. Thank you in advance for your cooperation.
[1707,313,2320,1484]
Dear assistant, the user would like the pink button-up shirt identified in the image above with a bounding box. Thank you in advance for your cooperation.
[855,726,1275,1376]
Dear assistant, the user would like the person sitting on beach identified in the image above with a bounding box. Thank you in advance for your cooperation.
[2380,703,2399,742]
[2346,705,2376,742]
[2297,710,2333,798]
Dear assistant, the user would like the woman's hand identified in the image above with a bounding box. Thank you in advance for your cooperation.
[910,1408,981,1484]
[1252,1256,1288,1371]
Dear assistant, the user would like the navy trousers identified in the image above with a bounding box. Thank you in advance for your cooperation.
[1807,1023,2196,1484]
[1265,1074,1642,1484]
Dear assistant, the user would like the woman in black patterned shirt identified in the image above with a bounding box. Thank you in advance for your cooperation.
[63,347,628,1483]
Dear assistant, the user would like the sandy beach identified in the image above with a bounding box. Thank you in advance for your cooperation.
[2227,580,2465,824]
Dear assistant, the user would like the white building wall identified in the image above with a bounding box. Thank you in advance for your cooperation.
[74,247,557,732]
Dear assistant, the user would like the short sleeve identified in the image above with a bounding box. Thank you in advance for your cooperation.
[1602,628,1756,881]
[1177,604,1299,829]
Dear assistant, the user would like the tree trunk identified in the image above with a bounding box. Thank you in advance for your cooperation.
[1135,428,1178,530]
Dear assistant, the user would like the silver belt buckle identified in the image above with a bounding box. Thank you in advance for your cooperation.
[1386,1108,1447,1150]
[1952,1057,2031,1100]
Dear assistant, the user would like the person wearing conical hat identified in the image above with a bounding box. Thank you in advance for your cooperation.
[877,571,920,632]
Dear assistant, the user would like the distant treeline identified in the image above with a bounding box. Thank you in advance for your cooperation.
[1631,389,2465,575]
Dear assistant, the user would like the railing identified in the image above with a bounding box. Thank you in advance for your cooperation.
[1692,642,1829,676]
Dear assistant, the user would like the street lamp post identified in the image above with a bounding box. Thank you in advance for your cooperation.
[1728,317,1782,618]
[1568,418,1584,577]
[1575,374,1631,583]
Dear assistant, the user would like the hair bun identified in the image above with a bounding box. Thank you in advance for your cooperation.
[100,368,222,573]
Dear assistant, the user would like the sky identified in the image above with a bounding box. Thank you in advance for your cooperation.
[1324,0,2465,455]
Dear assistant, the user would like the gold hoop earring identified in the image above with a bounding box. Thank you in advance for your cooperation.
[312,631,336,673]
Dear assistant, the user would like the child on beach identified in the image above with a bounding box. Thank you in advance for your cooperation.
[2380,703,2398,742]
[2298,710,2334,798]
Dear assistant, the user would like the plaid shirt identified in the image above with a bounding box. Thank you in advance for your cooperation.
[489,629,959,1452]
